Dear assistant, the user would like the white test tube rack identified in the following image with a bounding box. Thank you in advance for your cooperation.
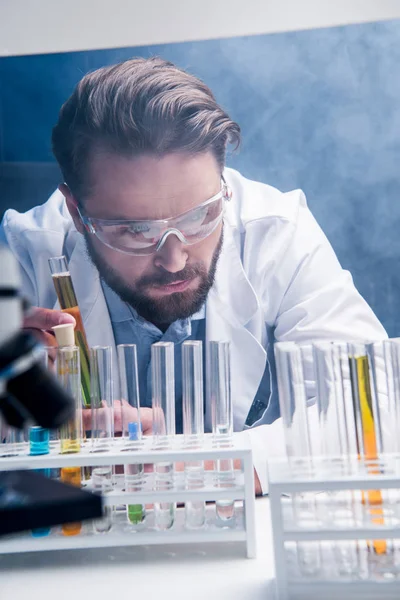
[0,432,256,558]
[268,455,400,600]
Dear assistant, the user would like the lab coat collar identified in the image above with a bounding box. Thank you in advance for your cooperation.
[205,223,267,431]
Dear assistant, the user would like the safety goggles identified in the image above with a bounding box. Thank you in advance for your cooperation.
[77,179,231,256]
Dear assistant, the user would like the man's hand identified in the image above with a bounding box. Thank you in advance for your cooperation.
[23,306,76,362]
[82,400,153,435]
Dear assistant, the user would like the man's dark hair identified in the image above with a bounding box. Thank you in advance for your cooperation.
[52,56,241,198]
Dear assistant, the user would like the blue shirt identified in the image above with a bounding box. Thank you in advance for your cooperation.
[102,282,206,434]
[102,282,279,433]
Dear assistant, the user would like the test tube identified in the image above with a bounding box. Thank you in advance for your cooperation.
[209,341,235,524]
[381,340,400,454]
[117,345,145,524]
[90,346,114,452]
[56,345,82,536]
[274,342,312,460]
[117,344,141,446]
[29,426,50,456]
[182,341,206,529]
[313,342,359,576]
[49,255,91,408]
[90,346,114,529]
[367,341,400,577]
[314,343,344,459]
[274,342,321,576]
[29,427,51,537]
[349,342,386,556]
[92,467,113,533]
[336,342,359,459]
[60,466,82,536]
[125,422,145,525]
[384,340,400,572]
[57,346,82,455]
[367,341,400,574]
[0,426,26,457]
[151,342,175,530]
[39,346,59,451]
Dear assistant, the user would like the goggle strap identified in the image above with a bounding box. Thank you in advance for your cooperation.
[77,205,96,234]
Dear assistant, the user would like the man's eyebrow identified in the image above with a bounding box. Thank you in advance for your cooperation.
[88,213,152,221]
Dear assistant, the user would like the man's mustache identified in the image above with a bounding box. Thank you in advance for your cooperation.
[138,264,205,287]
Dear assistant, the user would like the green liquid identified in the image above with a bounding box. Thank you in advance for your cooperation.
[127,504,145,524]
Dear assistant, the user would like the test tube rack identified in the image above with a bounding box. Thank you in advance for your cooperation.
[0,432,256,558]
[268,455,400,600]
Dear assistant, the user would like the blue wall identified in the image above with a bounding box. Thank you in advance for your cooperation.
[0,20,400,335]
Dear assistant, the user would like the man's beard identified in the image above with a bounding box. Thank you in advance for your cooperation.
[84,231,224,327]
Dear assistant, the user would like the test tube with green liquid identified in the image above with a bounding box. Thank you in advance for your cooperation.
[117,344,145,525]
[49,256,91,408]
[125,422,145,525]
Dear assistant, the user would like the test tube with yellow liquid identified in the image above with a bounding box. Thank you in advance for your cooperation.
[49,256,91,408]
[349,343,386,556]
[57,345,82,454]
[56,343,83,536]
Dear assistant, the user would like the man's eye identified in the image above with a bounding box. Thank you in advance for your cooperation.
[115,224,150,237]
[127,224,151,234]
[186,207,207,224]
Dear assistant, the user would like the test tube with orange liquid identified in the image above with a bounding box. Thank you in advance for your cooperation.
[54,343,83,536]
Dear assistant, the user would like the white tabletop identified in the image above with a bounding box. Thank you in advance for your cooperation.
[0,498,277,600]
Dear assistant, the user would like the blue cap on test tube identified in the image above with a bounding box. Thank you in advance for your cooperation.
[128,422,142,441]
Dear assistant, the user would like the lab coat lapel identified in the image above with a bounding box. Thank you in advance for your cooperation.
[205,224,267,431]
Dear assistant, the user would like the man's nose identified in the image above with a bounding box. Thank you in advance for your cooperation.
[153,231,188,273]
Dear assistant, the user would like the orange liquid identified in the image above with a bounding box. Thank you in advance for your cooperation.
[356,356,386,555]
[62,306,89,347]
[61,467,82,536]
[62,306,91,408]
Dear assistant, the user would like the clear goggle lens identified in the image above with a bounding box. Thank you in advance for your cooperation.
[89,195,224,255]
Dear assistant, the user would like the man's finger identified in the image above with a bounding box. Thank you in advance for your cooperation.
[24,307,76,331]
[24,327,56,348]
[140,407,153,435]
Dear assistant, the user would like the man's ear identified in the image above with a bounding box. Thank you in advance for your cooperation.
[59,183,85,234]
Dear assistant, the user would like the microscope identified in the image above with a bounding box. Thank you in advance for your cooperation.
[0,244,102,535]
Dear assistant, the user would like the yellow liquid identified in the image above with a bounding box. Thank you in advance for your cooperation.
[52,273,91,408]
[58,355,82,453]
[61,467,82,536]
[355,355,386,555]
[60,438,80,454]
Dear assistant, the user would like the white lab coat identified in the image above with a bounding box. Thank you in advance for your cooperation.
[0,168,387,492]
